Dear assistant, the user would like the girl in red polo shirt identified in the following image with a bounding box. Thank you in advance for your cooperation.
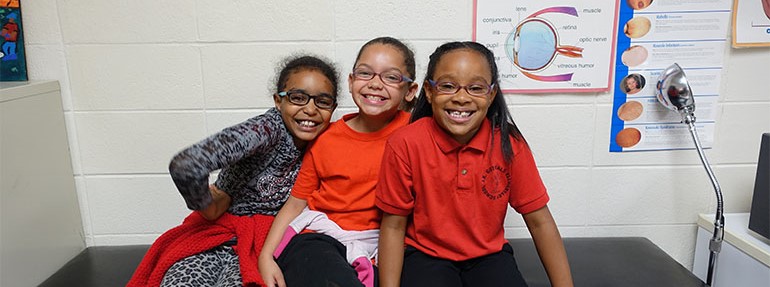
[259,37,420,287]
[376,41,574,287]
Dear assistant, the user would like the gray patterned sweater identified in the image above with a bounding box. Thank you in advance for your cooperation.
[169,108,302,216]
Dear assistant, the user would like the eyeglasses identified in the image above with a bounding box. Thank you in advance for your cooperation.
[352,68,413,85]
[428,80,495,97]
[277,90,337,110]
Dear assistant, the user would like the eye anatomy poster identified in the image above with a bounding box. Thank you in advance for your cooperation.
[473,0,620,93]
[609,0,732,152]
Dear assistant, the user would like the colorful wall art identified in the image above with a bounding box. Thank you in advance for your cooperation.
[1,0,27,82]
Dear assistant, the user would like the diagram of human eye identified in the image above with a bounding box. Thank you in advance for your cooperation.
[475,1,617,92]
[505,6,583,82]
[515,19,557,70]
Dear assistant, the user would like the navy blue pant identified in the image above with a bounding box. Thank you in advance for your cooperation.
[276,233,372,287]
[401,243,528,287]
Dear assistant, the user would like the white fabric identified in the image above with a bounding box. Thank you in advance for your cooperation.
[288,208,379,264]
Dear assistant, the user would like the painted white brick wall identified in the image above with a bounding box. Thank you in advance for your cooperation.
[17,0,770,270]
[68,46,205,110]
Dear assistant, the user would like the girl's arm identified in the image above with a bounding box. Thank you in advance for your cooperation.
[522,205,574,287]
[199,185,231,221]
[170,115,279,210]
[259,195,308,287]
[379,213,408,287]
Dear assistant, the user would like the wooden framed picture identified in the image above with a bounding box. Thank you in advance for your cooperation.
[1,0,28,81]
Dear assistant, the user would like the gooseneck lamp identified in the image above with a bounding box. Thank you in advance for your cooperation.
[654,63,724,287]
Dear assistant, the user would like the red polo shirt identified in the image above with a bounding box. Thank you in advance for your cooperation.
[376,117,549,261]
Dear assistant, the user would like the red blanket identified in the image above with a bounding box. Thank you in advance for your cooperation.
[127,211,273,287]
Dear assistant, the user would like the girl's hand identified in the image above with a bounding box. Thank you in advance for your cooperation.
[523,205,574,287]
[379,213,408,287]
[259,196,307,287]
[258,256,286,287]
[199,185,231,221]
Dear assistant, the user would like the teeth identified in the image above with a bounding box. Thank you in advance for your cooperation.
[365,95,385,101]
[448,111,472,118]
[298,120,317,127]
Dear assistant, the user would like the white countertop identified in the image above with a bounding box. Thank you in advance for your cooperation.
[698,213,770,267]
[0,81,60,102]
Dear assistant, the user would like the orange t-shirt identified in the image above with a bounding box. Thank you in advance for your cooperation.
[292,111,410,231]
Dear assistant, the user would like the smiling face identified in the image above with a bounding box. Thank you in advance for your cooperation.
[348,43,416,120]
[274,69,335,148]
[426,49,496,144]
[626,77,639,90]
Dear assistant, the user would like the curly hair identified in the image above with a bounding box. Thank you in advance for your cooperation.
[275,55,340,100]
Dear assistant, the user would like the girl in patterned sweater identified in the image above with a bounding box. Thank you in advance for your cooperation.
[128,55,339,287]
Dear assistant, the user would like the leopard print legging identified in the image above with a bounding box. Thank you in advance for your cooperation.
[159,246,242,287]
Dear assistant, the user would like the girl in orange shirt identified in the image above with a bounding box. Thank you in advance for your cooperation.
[259,37,419,287]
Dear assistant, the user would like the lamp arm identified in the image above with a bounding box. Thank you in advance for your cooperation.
[685,118,724,287]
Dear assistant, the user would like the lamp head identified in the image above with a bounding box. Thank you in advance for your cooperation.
[655,63,696,123]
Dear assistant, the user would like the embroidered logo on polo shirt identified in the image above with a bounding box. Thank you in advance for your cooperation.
[482,165,510,200]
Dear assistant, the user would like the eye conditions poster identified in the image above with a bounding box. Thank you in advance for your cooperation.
[609,0,731,152]
[473,0,619,93]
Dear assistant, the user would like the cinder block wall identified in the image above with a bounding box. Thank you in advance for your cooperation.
[20,0,770,269]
